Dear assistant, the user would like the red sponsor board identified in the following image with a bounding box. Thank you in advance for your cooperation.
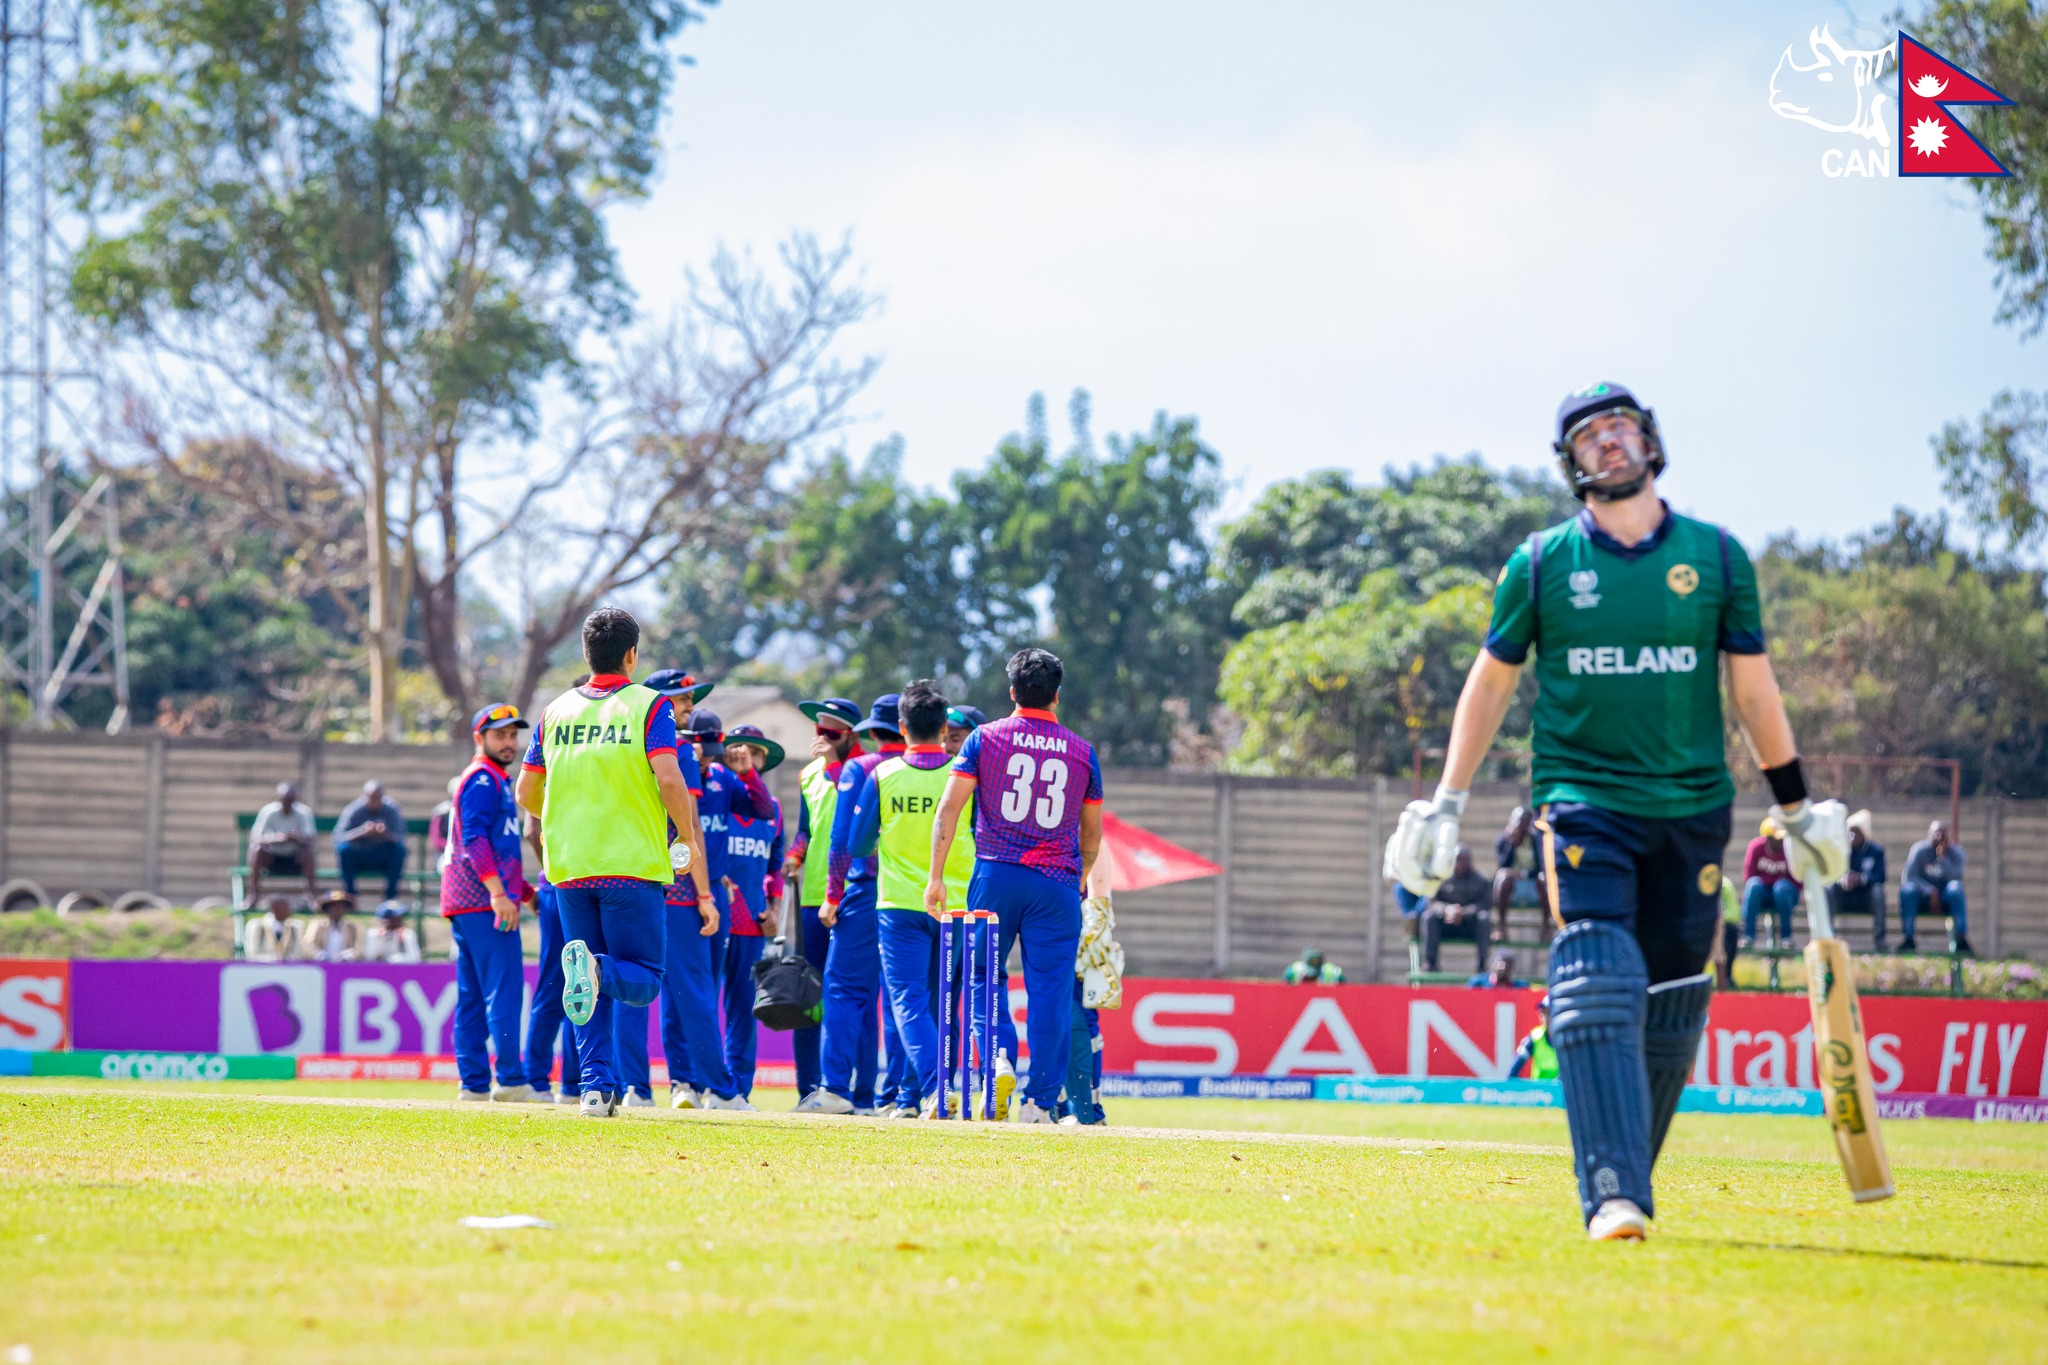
[0,959,70,1051]
[1099,980,2048,1098]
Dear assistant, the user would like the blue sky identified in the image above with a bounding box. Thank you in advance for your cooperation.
[605,1,2035,548]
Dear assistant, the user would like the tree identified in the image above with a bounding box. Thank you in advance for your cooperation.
[1218,571,1497,778]
[1216,457,1576,629]
[53,0,710,737]
[744,441,977,706]
[956,394,1234,765]
[1758,513,2048,797]
[496,237,877,714]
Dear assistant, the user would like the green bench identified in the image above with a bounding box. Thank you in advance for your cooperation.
[231,812,441,958]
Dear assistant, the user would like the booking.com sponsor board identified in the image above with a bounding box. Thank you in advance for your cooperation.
[8,962,2048,1105]
[1100,980,2048,1099]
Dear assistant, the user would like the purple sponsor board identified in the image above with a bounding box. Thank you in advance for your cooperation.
[1878,1091,2048,1123]
[69,960,794,1064]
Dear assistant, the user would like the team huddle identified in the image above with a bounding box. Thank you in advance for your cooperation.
[434,617,1109,1128]
[432,379,1863,1238]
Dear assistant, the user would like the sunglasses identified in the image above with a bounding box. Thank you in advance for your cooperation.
[815,723,852,737]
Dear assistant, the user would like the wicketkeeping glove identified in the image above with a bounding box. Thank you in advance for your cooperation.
[1776,798,1850,885]
[1387,786,1467,897]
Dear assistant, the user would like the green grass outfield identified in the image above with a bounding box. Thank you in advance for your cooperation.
[2,1080,2045,1363]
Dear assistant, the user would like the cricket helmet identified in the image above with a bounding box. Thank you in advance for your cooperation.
[1552,381,1665,502]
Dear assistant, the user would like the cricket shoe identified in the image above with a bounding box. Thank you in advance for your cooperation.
[993,1053,1016,1123]
[894,1103,922,1120]
[620,1091,655,1109]
[1587,1198,1648,1242]
[490,1083,538,1103]
[456,1088,491,1102]
[703,1093,757,1111]
[1013,1099,1057,1125]
[561,940,600,1026]
[578,1090,620,1119]
[670,1082,701,1110]
[869,1103,898,1120]
[553,1088,579,1105]
[794,1088,854,1115]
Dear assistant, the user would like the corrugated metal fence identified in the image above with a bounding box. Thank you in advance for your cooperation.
[1,733,2038,976]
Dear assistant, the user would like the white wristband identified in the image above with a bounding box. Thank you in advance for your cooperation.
[1431,784,1470,817]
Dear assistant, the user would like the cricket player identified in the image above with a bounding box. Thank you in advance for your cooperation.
[515,608,716,1118]
[941,704,986,756]
[670,706,778,1109]
[797,695,907,1115]
[928,648,1104,1125]
[521,811,580,1102]
[840,681,978,1117]
[444,703,539,1102]
[718,723,787,1103]
[1388,382,1848,1238]
[783,697,865,1101]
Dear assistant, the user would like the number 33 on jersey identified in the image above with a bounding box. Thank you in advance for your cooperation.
[954,706,1105,888]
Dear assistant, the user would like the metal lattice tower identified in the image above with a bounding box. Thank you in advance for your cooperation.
[0,0,128,732]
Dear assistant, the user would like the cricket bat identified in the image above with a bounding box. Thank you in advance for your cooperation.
[1802,868,1895,1203]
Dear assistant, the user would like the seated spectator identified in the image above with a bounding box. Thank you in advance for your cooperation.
[245,896,299,961]
[1493,807,1545,915]
[1468,950,1526,990]
[1509,993,1556,1078]
[248,782,318,906]
[363,901,421,964]
[1829,809,1889,951]
[301,891,360,962]
[1284,947,1344,984]
[428,775,459,860]
[1424,845,1492,973]
[1901,821,1971,955]
[1741,817,1799,948]
[335,780,407,901]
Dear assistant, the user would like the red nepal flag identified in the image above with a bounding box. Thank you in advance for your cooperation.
[1898,32,2011,178]
[1098,809,1221,893]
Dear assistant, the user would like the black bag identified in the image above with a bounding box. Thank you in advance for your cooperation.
[752,886,823,1030]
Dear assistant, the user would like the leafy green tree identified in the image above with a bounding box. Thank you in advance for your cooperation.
[745,442,978,707]
[52,0,708,737]
[956,394,1233,765]
[1758,514,2048,797]
[1216,458,1576,629]
[1218,571,1497,778]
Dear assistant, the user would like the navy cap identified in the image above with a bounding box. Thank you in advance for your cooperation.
[723,722,785,772]
[800,697,862,728]
[854,693,902,736]
[642,669,716,703]
[685,708,725,758]
[1555,381,1647,444]
[470,702,530,734]
[945,704,987,730]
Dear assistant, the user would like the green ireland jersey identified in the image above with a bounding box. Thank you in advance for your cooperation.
[1484,508,1764,819]
[798,756,839,907]
[538,683,671,883]
[873,755,976,912]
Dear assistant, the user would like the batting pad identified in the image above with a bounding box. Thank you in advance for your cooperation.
[1644,972,1714,1164]
[1548,919,1653,1223]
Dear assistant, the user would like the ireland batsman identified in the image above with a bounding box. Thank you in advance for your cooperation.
[1388,382,1850,1241]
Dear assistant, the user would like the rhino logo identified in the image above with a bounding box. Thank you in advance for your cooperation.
[1770,26,1897,145]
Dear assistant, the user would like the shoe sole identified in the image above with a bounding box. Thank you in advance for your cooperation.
[561,942,597,1027]
[1590,1223,1647,1242]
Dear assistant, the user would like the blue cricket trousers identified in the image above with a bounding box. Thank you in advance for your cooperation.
[722,932,767,1095]
[819,884,884,1106]
[450,909,526,1093]
[524,884,580,1093]
[877,909,944,1108]
[556,878,667,1098]
[969,860,1083,1110]
[793,904,830,1097]
[662,890,737,1100]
